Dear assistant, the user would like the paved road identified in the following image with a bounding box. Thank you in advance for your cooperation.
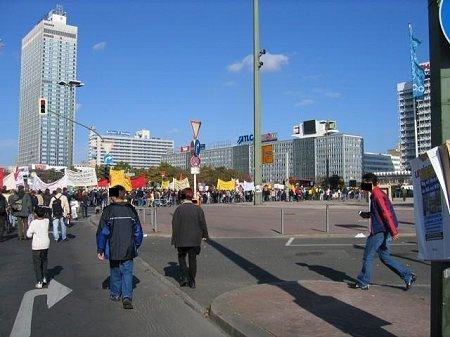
[0,218,227,337]
[139,236,430,308]
[138,202,416,238]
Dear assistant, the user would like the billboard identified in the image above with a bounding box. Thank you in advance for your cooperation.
[237,132,278,145]
[303,120,316,135]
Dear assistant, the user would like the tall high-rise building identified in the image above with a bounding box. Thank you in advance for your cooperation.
[397,62,431,170]
[18,6,78,166]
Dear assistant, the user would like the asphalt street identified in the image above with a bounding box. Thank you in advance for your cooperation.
[139,236,430,308]
[0,218,227,337]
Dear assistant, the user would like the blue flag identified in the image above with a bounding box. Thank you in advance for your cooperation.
[409,24,426,99]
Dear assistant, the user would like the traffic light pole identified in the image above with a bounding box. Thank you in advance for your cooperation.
[428,2,450,336]
[253,0,262,205]
[46,109,104,141]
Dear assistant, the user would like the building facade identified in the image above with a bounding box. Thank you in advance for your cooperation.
[89,130,174,168]
[397,62,431,170]
[18,6,78,166]
[363,152,399,173]
[163,125,364,185]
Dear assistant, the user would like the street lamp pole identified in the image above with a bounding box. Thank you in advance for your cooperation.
[253,0,263,205]
[58,80,85,167]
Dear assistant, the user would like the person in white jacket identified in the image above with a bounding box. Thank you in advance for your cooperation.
[27,207,50,289]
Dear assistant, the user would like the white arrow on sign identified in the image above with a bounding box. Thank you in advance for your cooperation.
[10,280,72,337]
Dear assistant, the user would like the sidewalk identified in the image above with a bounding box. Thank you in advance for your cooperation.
[210,281,429,337]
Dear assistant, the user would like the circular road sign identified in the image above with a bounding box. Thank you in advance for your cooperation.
[440,0,450,44]
[194,139,201,155]
[190,155,201,167]
[104,154,113,166]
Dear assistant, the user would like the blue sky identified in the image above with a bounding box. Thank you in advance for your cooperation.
[0,0,429,164]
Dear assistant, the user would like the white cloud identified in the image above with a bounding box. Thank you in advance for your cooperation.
[167,128,180,134]
[325,91,342,98]
[295,99,314,107]
[92,41,107,51]
[227,53,289,73]
[224,81,236,87]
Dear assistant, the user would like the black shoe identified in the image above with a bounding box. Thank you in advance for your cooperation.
[405,274,417,291]
[350,282,369,290]
[188,280,196,289]
[63,238,69,241]
[179,278,188,287]
[122,298,133,309]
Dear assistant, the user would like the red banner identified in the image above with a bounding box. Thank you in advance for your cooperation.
[131,175,147,189]
[97,179,109,188]
[0,168,4,188]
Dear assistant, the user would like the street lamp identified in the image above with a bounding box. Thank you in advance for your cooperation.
[58,79,84,166]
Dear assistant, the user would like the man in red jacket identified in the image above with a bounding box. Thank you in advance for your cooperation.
[351,173,416,290]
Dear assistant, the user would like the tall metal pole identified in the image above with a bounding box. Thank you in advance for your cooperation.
[253,0,262,205]
[428,1,450,335]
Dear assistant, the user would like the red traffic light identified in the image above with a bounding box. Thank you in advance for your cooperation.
[38,98,47,116]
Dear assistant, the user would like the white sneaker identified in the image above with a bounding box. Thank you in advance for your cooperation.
[35,282,43,289]
[42,277,47,284]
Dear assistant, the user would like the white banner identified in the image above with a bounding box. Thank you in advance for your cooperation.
[66,168,98,187]
[30,173,67,193]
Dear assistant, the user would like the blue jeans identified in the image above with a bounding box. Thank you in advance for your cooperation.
[357,232,412,286]
[110,259,133,300]
[52,217,66,241]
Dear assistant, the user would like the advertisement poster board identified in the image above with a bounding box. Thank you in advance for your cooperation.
[411,144,450,261]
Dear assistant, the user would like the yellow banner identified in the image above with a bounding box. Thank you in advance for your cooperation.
[109,169,132,192]
[173,178,190,191]
[161,180,170,190]
[217,179,236,191]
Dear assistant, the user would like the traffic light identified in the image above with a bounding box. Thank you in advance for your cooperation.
[38,98,47,116]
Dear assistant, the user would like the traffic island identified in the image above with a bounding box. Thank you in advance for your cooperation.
[210,281,429,337]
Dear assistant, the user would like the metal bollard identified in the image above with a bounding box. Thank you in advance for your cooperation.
[280,209,284,235]
[153,207,157,232]
[325,204,330,233]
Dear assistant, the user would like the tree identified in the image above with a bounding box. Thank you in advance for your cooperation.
[34,169,65,183]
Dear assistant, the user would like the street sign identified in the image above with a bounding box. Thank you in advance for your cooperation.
[440,0,450,45]
[194,139,201,155]
[190,155,201,167]
[262,144,274,164]
[200,144,206,150]
[104,154,113,166]
[180,146,190,153]
[191,166,200,175]
[190,120,201,139]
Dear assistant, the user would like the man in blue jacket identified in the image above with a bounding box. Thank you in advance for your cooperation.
[352,173,416,291]
[97,185,143,309]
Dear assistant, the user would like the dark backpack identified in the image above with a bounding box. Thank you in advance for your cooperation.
[52,196,64,217]
[11,199,22,212]
[0,197,6,215]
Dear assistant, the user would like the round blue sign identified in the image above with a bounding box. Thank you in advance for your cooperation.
[194,139,201,155]
[440,0,450,44]
[104,154,113,166]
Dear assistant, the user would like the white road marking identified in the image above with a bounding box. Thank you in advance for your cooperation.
[285,237,295,246]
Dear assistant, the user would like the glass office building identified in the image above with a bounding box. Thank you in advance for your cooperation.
[18,6,78,166]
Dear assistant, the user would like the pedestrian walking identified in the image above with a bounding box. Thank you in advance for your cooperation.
[0,189,7,241]
[351,173,416,290]
[9,186,33,240]
[96,185,143,310]
[171,188,209,289]
[27,207,50,289]
[49,188,70,242]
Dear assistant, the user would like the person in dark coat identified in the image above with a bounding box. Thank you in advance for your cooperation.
[96,185,143,310]
[171,188,209,289]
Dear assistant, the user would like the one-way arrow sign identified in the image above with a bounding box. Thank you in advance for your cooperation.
[10,280,72,337]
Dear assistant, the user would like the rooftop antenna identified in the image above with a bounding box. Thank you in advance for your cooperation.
[54,4,66,16]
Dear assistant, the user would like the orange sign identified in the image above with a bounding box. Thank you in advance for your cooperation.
[262,145,273,164]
